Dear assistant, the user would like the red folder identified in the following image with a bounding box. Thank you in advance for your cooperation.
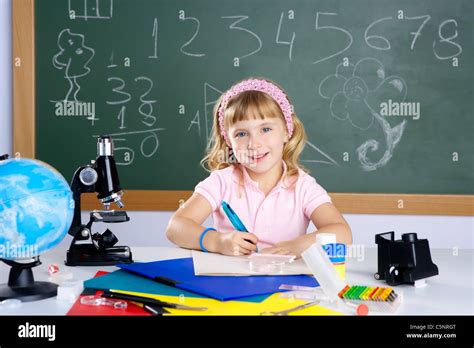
[67,271,152,316]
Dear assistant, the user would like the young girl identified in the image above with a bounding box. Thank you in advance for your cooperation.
[166,78,352,257]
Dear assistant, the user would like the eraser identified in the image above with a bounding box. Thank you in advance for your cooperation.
[49,271,73,285]
[56,280,84,303]
[48,263,59,275]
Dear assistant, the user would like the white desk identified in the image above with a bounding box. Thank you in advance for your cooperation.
[0,247,472,315]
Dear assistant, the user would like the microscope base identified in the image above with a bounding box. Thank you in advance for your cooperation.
[66,244,133,266]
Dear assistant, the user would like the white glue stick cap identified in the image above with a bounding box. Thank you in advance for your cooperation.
[315,233,337,245]
[302,243,347,301]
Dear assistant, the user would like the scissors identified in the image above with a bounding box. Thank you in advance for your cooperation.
[260,300,320,316]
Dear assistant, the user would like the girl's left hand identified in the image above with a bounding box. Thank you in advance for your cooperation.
[259,240,306,259]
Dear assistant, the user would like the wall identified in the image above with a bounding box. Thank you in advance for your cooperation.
[0,0,11,157]
[55,211,470,250]
[1,0,472,250]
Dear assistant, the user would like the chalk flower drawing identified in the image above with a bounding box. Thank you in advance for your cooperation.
[318,57,408,171]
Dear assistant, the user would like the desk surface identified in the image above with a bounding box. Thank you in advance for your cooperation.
[0,247,472,315]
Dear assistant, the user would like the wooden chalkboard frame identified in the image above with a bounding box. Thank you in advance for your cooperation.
[12,0,473,216]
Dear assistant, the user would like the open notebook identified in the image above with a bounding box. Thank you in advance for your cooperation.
[192,250,312,276]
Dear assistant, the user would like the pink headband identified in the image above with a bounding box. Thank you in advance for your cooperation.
[217,79,294,146]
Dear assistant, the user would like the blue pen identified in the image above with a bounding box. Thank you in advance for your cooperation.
[222,200,248,231]
[221,200,258,250]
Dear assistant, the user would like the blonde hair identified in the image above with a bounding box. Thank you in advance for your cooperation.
[201,78,307,185]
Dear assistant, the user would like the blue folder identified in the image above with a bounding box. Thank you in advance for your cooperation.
[118,257,318,301]
[83,269,270,303]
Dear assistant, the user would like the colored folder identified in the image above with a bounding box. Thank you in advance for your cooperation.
[118,258,319,301]
[84,269,270,303]
[112,289,341,316]
[67,272,152,316]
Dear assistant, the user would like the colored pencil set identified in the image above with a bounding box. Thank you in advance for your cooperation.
[337,285,402,313]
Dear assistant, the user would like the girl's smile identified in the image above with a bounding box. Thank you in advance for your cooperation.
[248,151,269,163]
[228,118,287,175]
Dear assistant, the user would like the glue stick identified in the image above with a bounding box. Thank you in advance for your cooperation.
[316,233,346,280]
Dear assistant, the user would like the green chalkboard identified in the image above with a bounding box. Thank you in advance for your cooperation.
[35,0,474,194]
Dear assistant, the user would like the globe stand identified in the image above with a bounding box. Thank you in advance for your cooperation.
[0,257,58,302]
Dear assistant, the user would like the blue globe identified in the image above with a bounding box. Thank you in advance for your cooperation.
[0,158,74,260]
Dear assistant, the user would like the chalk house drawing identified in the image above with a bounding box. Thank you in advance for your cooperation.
[52,29,95,102]
[68,0,113,20]
[318,57,408,171]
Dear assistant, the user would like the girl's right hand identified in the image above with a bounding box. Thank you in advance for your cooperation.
[216,231,258,256]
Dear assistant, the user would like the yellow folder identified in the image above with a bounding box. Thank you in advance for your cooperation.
[113,289,342,316]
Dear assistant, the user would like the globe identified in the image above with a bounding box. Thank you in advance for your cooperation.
[0,158,74,260]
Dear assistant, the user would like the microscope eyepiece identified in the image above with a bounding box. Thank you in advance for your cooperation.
[98,136,113,156]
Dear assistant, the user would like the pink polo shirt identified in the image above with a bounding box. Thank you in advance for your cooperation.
[195,161,332,249]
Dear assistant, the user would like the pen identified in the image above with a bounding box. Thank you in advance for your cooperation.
[143,304,160,316]
[132,301,169,315]
[102,291,208,311]
[221,200,248,231]
[221,200,258,251]
[141,304,171,315]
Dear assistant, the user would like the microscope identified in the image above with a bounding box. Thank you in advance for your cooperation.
[65,136,133,266]
[374,231,438,286]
